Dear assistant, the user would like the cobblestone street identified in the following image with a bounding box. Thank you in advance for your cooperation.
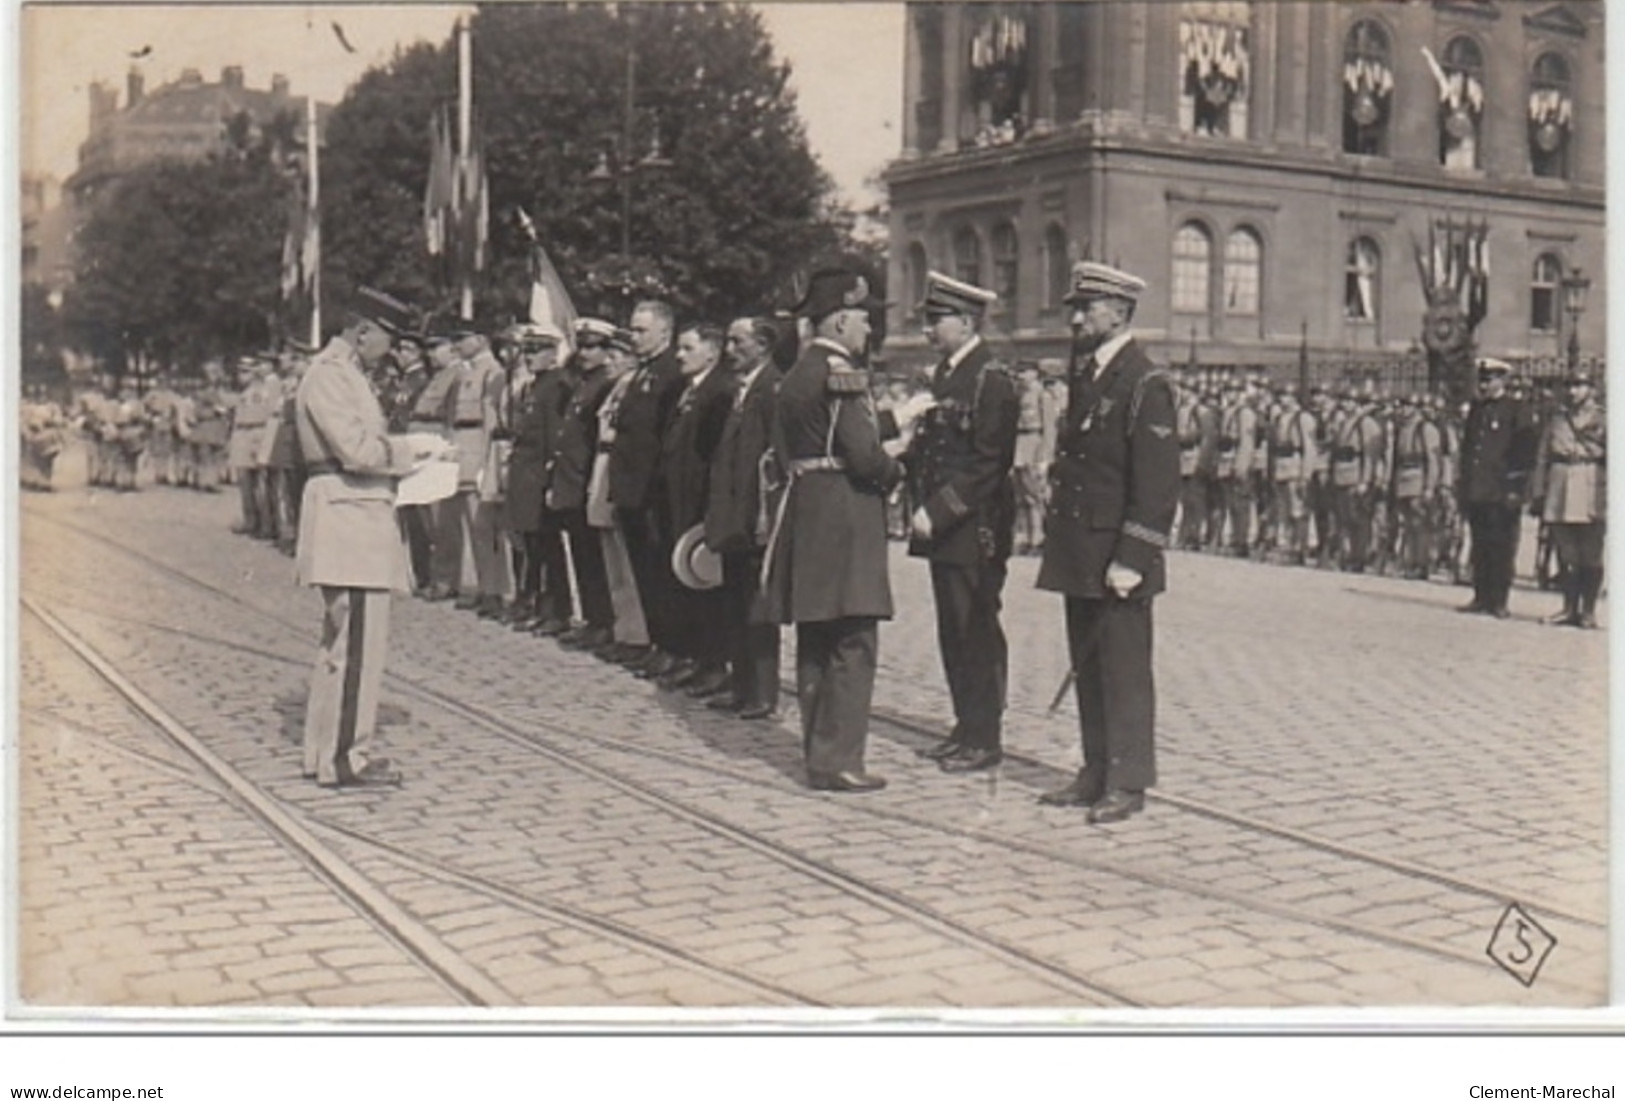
[13,458,1610,1013]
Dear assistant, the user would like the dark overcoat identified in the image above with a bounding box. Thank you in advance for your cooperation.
[764,339,903,624]
[1036,338,1181,599]
[1459,394,1537,506]
[906,339,1020,566]
[547,367,615,512]
[609,347,684,512]
[504,371,558,533]
[705,363,782,554]
[661,366,737,534]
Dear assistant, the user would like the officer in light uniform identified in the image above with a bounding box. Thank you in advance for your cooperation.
[294,287,451,788]
[907,271,1020,774]
[1531,363,1606,628]
[1036,261,1180,825]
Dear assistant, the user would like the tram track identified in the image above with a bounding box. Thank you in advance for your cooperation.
[21,509,1606,1003]
[23,540,1140,1007]
[32,509,1605,933]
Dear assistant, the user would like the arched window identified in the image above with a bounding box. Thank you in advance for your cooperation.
[991,222,1019,323]
[1344,237,1380,323]
[1043,224,1070,311]
[1531,253,1563,333]
[1171,222,1212,314]
[1438,36,1485,169]
[1223,227,1262,316]
[1342,19,1393,156]
[905,242,928,322]
[1179,2,1252,138]
[1529,52,1573,179]
[953,227,982,287]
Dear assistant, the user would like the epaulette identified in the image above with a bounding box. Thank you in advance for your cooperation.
[825,363,871,395]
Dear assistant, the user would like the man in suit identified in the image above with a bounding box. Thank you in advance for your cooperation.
[907,271,1020,774]
[764,266,931,792]
[610,299,687,679]
[657,324,737,696]
[294,287,450,788]
[704,317,784,720]
[1459,358,1538,618]
[1036,261,1180,824]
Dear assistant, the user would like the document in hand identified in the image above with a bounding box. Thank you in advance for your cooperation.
[396,460,460,506]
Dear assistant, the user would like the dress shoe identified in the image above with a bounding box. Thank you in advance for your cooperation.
[708,695,745,713]
[919,738,965,761]
[1457,600,1488,614]
[637,651,678,679]
[939,746,1003,773]
[1544,609,1582,627]
[808,770,887,793]
[1037,772,1103,808]
[530,617,570,638]
[476,598,506,619]
[318,758,403,790]
[657,659,700,690]
[423,586,458,603]
[613,643,653,667]
[1087,789,1145,824]
[1490,606,1511,620]
[685,666,732,699]
[561,625,611,651]
[738,703,777,721]
[1577,613,1599,630]
[454,595,481,612]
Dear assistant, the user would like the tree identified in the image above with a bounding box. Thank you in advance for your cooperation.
[63,141,294,376]
[320,3,858,326]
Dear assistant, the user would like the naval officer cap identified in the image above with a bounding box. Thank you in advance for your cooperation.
[921,270,997,319]
[573,317,618,348]
[1064,261,1149,306]
[351,286,418,337]
[1476,357,1513,378]
[793,266,885,323]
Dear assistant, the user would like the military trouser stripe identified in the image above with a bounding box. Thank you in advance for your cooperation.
[336,587,366,771]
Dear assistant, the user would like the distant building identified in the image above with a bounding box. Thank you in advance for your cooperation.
[883,1,1605,380]
[21,173,73,291]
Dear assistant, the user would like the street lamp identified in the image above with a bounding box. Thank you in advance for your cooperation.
[589,30,671,261]
[1561,265,1591,371]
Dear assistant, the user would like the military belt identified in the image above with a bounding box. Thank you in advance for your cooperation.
[788,457,847,475]
[305,460,343,476]
[453,420,484,428]
[1553,457,1602,465]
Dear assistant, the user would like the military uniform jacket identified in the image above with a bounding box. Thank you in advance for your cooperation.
[1269,408,1318,483]
[1390,414,1442,499]
[1217,401,1258,479]
[1460,395,1537,505]
[504,370,556,531]
[449,352,505,489]
[294,336,416,592]
[765,338,903,624]
[1036,338,1180,599]
[609,346,684,512]
[705,362,782,554]
[1331,411,1387,490]
[905,339,1019,566]
[229,378,275,468]
[662,366,737,537]
[1533,398,1605,524]
[548,367,616,513]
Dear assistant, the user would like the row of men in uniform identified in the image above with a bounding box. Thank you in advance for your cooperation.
[294,257,1177,826]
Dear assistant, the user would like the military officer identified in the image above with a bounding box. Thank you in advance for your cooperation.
[503,325,569,630]
[449,330,513,615]
[1459,358,1538,618]
[764,266,929,793]
[294,287,451,788]
[1036,261,1180,824]
[907,271,1020,774]
[1531,363,1606,628]
[549,318,622,652]
[704,317,784,719]
[609,299,687,679]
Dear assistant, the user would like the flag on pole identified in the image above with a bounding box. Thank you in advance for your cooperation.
[424,107,455,259]
[516,207,578,351]
[459,125,488,275]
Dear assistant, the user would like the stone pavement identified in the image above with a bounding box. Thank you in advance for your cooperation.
[13,464,1611,1011]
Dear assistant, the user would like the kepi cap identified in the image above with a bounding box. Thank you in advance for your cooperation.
[1064,261,1147,306]
[921,270,996,319]
[793,266,885,322]
[352,286,418,337]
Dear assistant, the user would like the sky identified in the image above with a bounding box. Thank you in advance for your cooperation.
[19,2,905,204]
